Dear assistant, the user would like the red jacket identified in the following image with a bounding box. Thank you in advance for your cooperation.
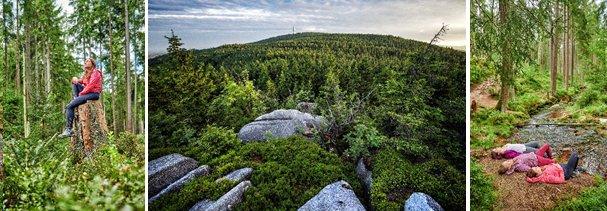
[526,163,565,184]
[79,69,103,96]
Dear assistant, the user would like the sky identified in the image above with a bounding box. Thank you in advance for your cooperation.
[149,0,467,55]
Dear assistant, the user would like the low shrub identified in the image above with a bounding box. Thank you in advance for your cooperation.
[344,124,385,159]
[555,177,607,210]
[470,160,496,210]
[186,126,241,164]
[371,147,465,210]
[152,137,361,210]
[115,132,145,162]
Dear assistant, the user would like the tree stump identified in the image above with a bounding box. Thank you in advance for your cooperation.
[70,100,108,162]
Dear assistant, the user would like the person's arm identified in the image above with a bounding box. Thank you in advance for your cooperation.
[79,71,101,96]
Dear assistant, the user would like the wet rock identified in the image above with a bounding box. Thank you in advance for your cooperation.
[148,154,199,197]
[296,102,317,114]
[190,181,252,211]
[404,192,444,211]
[356,158,372,198]
[298,180,365,211]
[216,168,253,183]
[149,165,211,203]
[238,109,325,142]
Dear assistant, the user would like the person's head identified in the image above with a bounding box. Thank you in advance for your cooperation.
[498,159,514,174]
[84,58,96,72]
[491,147,505,159]
[526,166,542,178]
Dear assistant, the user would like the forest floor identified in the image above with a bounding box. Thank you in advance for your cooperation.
[471,78,498,109]
[473,104,606,210]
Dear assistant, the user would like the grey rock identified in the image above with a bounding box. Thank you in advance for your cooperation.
[190,180,252,211]
[238,109,325,142]
[216,168,253,183]
[298,180,365,211]
[296,102,317,114]
[404,192,444,211]
[149,165,211,203]
[148,154,199,197]
[356,158,372,197]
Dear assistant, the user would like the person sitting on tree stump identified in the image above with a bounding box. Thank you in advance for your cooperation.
[59,58,103,138]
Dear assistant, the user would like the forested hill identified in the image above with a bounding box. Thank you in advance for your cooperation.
[149,32,465,209]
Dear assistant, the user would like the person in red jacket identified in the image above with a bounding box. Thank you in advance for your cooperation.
[59,58,103,137]
[526,151,579,184]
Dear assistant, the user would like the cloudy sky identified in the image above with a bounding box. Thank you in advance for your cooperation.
[149,0,466,54]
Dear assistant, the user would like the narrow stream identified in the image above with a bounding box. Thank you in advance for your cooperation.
[509,105,607,175]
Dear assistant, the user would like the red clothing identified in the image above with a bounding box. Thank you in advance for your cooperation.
[535,144,554,166]
[526,163,565,184]
[503,150,521,159]
[79,69,102,96]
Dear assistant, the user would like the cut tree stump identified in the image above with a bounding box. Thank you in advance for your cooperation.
[70,100,108,162]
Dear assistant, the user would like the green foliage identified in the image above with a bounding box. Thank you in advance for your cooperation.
[555,177,607,210]
[151,137,360,211]
[471,108,528,149]
[115,132,145,162]
[208,81,266,130]
[186,126,241,164]
[470,56,496,85]
[371,147,465,210]
[470,160,496,210]
[344,124,385,159]
[2,133,144,210]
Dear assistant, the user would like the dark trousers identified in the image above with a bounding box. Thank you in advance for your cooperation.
[560,151,579,180]
[65,83,100,129]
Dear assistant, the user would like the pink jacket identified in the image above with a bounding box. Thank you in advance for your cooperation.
[526,163,565,184]
[79,69,102,96]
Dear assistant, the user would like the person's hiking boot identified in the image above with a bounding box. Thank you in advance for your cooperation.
[59,128,73,138]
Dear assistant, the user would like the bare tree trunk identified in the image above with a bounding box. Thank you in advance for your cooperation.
[45,41,51,94]
[562,4,568,88]
[497,0,512,112]
[0,102,4,180]
[550,2,560,98]
[124,0,132,132]
[108,9,118,133]
[14,0,20,90]
[2,0,8,84]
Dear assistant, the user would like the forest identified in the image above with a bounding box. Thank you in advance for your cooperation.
[0,0,145,209]
[471,0,607,210]
[149,32,465,210]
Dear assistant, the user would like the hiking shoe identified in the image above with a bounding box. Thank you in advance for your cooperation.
[59,128,73,138]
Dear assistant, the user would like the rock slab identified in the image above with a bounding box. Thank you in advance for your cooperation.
[298,180,365,211]
[404,192,444,211]
[149,165,211,203]
[238,109,325,142]
[190,180,252,211]
[216,168,253,183]
[148,153,199,197]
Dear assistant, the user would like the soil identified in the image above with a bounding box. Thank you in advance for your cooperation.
[471,79,499,109]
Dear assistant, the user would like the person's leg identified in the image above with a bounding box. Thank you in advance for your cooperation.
[63,93,100,130]
[72,83,84,98]
[563,151,579,180]
[524,141,540,149]
[535,144,553,158]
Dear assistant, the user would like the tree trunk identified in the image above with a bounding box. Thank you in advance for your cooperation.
[45,40,51,94]
[0,90,4,180]
[14,0,20,91]
[124,0,132,132]
[108,12,118,133]
[70,100,109,163]
[550,2,560,98]
[496,0,512,112]
[2,0,7,84]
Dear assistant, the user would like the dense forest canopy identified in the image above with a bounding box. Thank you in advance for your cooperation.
[149,32,466,209]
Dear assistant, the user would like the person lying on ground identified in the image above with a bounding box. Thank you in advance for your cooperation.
[498,144,555,175]
[526,151,579,184]
[491,141,545,159]
[59,58,103,138]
